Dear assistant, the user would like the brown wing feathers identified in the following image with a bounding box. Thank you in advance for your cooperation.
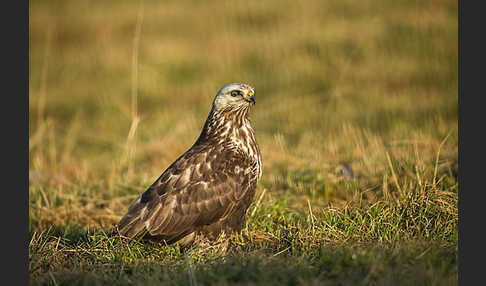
[117,148,242,243]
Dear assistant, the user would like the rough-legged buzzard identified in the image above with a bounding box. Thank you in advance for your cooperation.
[117,83,262,245]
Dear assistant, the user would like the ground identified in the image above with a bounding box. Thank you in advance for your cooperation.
[29,0,457,285]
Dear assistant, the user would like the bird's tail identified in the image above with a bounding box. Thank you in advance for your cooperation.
[117,215,146,238]
[116,195,147,238]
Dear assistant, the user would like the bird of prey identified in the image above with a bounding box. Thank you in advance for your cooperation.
[117,83,262,245]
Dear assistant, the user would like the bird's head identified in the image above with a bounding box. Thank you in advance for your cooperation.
[212,83,256,111]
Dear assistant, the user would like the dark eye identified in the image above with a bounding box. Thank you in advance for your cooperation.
[231,90,240,97]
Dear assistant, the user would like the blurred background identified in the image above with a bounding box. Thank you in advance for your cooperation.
[29,0,457,230]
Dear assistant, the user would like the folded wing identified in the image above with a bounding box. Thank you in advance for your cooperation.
[117,145,246,243]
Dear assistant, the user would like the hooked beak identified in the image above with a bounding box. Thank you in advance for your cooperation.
[245,90,256,104]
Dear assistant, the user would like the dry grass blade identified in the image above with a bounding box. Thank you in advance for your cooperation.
[272,246,290,257]
[250,188,266,217]
[48,272,58,286]
[131,0,144,120]
[386,151,403,194]
[433,131,452,186]
[307,199,315,236]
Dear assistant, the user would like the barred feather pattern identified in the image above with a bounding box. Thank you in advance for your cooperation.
[117,83,262,245]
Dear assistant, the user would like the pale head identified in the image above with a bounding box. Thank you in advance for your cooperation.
[213,83,256,111]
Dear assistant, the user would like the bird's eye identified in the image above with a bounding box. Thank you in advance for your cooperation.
[231,90,240,97]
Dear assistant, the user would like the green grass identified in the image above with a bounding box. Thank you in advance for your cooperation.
[29,0,457,285]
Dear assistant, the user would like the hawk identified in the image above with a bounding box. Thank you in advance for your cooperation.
[117,83,262,245]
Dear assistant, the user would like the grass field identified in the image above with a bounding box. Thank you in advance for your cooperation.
[29,0,458,285]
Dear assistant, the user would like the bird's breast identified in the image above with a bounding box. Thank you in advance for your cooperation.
[227,125,262,180]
